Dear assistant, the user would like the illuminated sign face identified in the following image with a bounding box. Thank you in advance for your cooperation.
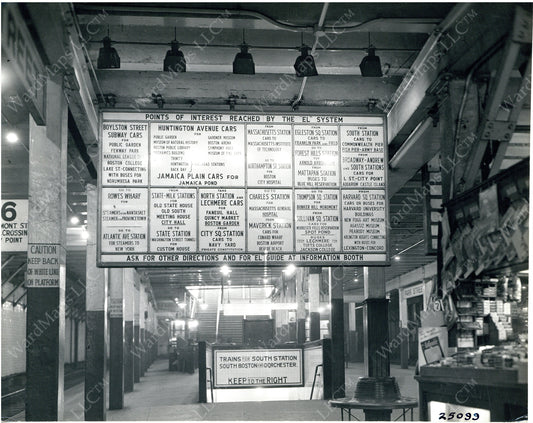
[214,349,303,388]
[98,112,389,267]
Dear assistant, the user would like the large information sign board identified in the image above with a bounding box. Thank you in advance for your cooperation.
[214,348,303,388]
[98,112,389,266]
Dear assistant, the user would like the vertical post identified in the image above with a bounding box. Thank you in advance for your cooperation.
[133,275,141,383]
[140,287,146,376]
[348,302,356,362]
[123,269,134,392]
[25,76,67,421]
[146,306,152,367]
[150,308,157,365]
[362,266,391,421]
[322,338,333,400]
[85,184,108,420]
[329,267,345,398]
[309,267,321,341]
[296,268,306,344]
[363,267,389,377]
[74,319,79,368]
[109,268,124,409]
[198,341,207,403]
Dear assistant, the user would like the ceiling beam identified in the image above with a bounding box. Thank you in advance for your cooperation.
[25,3,100,151]
[385,3,516,149]
[95,70,401,110]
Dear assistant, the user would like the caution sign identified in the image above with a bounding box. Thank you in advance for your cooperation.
[214,349,303,388]
[109,298,123,318]
[1,199,28,252]
[26,244,61,287]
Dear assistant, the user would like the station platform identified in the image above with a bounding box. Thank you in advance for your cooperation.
[6,359,419,421]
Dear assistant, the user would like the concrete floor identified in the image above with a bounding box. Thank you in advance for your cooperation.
[104,359,419,421]
[7,359,420,421]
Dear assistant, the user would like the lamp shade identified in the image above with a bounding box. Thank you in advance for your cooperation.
[359,47,382,77]
[233,44,255,75]
[164,40,186,72]
[97,36,120,69]
[294,46,318,77]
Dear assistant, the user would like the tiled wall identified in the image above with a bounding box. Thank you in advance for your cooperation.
[2,303,86,377]
[1,303,26,377]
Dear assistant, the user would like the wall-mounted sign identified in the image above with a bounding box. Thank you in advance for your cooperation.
[403,283,424,299]
[98,112,389,266]
[26,243,62,287]
[214,348,303,388]
[1,199,28,252]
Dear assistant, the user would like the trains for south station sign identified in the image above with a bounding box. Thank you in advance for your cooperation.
[213,349,303,388]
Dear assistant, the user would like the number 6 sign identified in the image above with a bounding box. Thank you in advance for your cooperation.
[1,199,28,251]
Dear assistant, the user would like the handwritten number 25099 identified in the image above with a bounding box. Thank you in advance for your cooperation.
[439,412,480,420]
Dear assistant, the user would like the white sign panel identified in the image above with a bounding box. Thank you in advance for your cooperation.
[247,124,293,187]
[98,112,388,266]
[247,189,293,252]
[109,298,123,318]
[342,190,387,252]
[101,188,148,253]
[26,244,61,287]
[214,349,303,388]
[198,189,246,252]
[150,122,245,186]
[295,190,341,252]
[150,188,196,253]
[101,122,149,185]
[341,126,385,188]
[294,125,339,188]
[1,199,28,252]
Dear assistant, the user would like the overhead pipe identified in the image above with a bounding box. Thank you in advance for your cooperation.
[291,2,329,110]
[76,4,439,34]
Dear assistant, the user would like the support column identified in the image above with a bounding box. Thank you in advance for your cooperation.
[329,267,345,398]
[123,269,134,393]
[148,306,154,366]
[85,184,108,421]
[140,287,146,377]
[348,302,356,362]
[25,77,67,421]
[363,267,391,421]
[109,268,124,409]
[74,319,79,368]
[295,268,306,344]
[280,310,289,343]
[309,267,321,341]
[133,275,141,383]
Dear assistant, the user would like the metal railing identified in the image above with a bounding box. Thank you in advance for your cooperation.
[310,364,323,400]
[206,367,214,403]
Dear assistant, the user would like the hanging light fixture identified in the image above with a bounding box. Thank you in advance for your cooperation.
[97,29,120,69]
[233,30,255,75]
[294,39,318,77]
[164,28,186,72]
[359,34,382,77]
